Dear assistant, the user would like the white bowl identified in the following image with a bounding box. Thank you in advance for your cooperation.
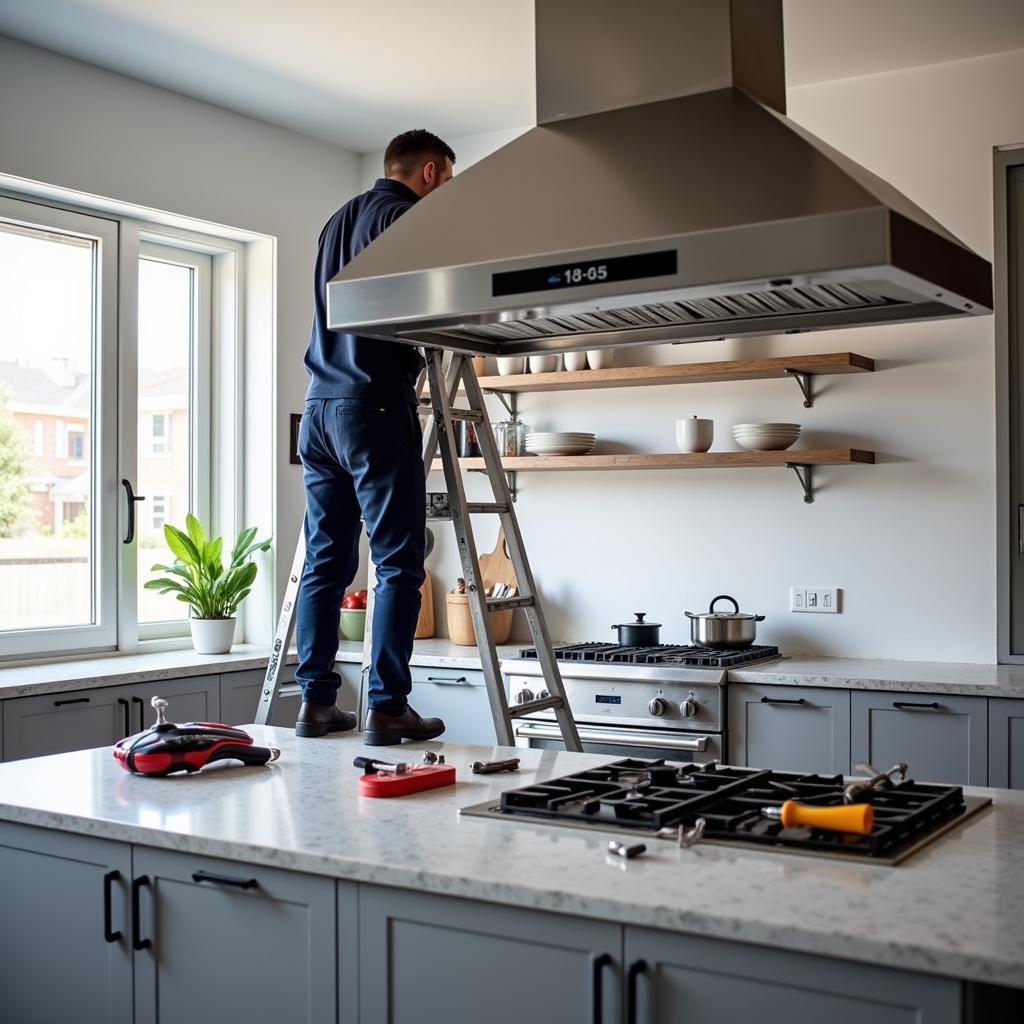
[733,435,799,451]
[496,357,526,376]
[733,423,801,431]
[528,355,561,373]
[586,349,615,370]
[563,351,589,372]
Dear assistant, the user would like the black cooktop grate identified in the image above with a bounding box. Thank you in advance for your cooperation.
[493,759,971,860]
[516,643,781,667]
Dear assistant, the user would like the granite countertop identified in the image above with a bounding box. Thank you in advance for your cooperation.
[0,728,1020,989]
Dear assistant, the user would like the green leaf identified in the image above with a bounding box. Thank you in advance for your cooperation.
[185,513,206,548]
[231,526,257,563]
[164,524,201,567]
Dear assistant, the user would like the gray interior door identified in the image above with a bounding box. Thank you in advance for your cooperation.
[132,846,336,1024]
[728,683,851,774]
[358,885,622,1024]
[2,684,128,760]
[0,821,133,1024]
[851,691,987,785]
[623,925,960,1024]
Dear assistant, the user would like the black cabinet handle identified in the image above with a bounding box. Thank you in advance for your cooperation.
[53,696,90,707]
[760,696,806,705]
[103,870,122,943]
[121,479,146,544]
[892,701,941,711]
[591,952,612,1024]
[425,675,468,684]
[626,959,647,1024]
[131,696,145,729]
[131,875,151,950]
[192,870,259,890]
[117,698,130,737]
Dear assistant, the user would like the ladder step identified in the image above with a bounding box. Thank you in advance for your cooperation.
[508,696,566,718]
[448,409,484,422]
[428,501,510,520]
[486,596,535,612]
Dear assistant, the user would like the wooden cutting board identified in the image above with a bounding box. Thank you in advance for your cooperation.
[478,527,518,592]
[415,572,434,639]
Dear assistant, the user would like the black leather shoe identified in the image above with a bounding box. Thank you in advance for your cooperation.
[363,705,445,746]
[295,702,358,738]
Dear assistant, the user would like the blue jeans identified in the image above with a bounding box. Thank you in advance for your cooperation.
[295,398,426,712]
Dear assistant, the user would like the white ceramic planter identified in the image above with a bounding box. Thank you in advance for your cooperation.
[190,617,236,654]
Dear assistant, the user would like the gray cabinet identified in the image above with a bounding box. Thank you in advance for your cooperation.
[623,926,960,1024]
[128,673,220,731]
[132,846,337,1024]
[221,665,303,726]
[408,666,497,745]
[2,683,130,761]
[358,886,622,1024]
[729,684,851,774]
[989,698,1024,789]
[851,691,987,785]
[0,821,133,1024]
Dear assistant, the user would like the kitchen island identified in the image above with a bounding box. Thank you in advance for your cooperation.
[0,729,1021,1023]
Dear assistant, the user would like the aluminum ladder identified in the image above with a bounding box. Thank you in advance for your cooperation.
[255,349,582,753]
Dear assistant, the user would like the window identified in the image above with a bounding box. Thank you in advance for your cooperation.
[0,194,237,659]
[150,494,168,531]
[149,413,169,454]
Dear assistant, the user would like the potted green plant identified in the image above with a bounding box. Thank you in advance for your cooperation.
[146,515,272,654]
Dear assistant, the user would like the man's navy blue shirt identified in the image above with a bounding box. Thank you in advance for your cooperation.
[304,178,423,404]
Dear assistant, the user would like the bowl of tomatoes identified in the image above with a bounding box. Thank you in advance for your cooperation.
[339,591,368,640]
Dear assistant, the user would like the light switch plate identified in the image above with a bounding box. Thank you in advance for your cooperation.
[790,587,840,613]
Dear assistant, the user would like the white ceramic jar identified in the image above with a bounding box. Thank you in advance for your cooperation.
[675,416,714,453]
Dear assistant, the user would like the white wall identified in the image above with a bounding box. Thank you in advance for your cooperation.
[0,35,361,639]
[413,49,1024,663]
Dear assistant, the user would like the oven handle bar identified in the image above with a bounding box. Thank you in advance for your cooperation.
[516,723,709,752]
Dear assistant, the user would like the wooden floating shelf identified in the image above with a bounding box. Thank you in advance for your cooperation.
[432,450,874,472]
[477,351,873,405]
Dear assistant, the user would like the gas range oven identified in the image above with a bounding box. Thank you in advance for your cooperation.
[503,643,782,764]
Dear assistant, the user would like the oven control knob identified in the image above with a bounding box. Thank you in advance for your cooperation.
[679,698,699,719]
[536,689,550,701]
[515,688,535,705]
[648,697,669,718]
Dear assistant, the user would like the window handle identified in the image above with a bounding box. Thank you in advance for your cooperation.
[121,479,146,544]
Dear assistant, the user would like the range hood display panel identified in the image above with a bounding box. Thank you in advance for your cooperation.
[492,249,677,297]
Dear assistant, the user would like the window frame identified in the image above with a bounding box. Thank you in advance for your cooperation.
[0,195,119,658]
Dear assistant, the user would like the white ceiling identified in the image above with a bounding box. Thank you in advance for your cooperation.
[0,0,1023,153]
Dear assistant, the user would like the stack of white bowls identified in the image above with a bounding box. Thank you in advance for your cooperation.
[524,431,596,456]
[732,422,801,451]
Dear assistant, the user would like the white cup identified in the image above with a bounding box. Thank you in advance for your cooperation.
[496,357,526,376]
[563,351,589,372]
[528,354,561,374]
[676,416,714,453]
[586,349,614,370]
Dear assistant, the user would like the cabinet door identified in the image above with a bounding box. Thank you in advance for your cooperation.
[2,684,129,760]
[127,673,220,731]
[132,847,336,1024]
[221,665,303,726]
[0,821,132,1024]
[624,926,959,1024]
[989,698,1024,789]
[408,666,496,745]
[851,691,987,785]
[729,684,850,774]
[359,885,622,1024]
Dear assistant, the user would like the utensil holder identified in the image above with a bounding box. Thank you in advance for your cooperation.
[446,592,513,646]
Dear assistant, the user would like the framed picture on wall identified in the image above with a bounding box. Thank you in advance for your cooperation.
[289,414,302,465]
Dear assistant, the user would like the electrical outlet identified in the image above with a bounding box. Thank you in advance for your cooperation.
[790,587,840,613]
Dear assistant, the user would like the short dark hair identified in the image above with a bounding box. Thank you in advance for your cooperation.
[383,130,455,178]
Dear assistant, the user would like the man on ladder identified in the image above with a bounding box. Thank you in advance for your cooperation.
[294,129,455,743]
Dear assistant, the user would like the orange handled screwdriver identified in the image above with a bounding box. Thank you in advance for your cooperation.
[763,800,874,835]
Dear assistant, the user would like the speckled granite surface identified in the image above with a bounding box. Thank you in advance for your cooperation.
[0,729,1020,988]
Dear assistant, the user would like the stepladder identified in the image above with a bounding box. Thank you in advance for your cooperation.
[256,348,581,753]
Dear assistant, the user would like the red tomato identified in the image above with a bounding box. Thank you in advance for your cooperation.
[355,590,368,608]
[341,594,361,609]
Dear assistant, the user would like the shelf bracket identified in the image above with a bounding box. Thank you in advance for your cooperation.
[786,463,814,504]
[785,369,814,408]
[487,389,518,420]
[506,471,518,503]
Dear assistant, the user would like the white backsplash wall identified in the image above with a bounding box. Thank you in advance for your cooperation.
[410,48,1024,663]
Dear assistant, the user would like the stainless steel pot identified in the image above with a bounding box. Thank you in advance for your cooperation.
[685,595,764,649]
[612,612,661,646]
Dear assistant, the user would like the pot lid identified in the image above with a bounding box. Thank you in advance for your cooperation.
[612,612,662,629]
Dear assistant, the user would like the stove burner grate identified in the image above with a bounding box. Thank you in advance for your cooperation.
[517,643,781,667]
[494,759,973,860]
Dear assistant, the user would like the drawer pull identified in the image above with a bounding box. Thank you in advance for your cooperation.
[103,870,122,943]
[131,876,151,950]
[192,870,259,890]
[591,952,612,1024]
[53,697,90,707]
[626,958,647,1024]
[759,696,806,706]
[117,698,130,736]
[892,701,941,711]
[426,675,469,685]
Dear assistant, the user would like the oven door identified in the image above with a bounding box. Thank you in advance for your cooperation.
[515,721,722,764]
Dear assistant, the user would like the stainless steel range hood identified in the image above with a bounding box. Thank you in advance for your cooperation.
[327,0,992,357]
